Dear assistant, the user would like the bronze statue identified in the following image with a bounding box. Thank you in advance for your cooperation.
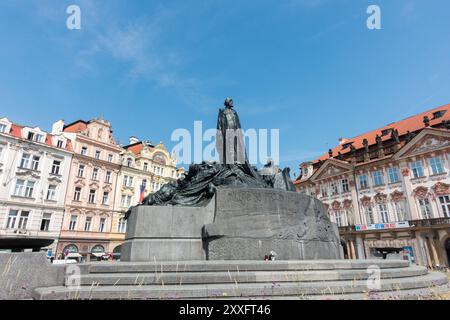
[216,98,246,164]
[125,98,295,218]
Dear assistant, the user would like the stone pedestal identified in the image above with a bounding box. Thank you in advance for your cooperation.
[122,187,342,261]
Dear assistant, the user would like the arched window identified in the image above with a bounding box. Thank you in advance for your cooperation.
[91,245,105,253]
[63,244,78,253]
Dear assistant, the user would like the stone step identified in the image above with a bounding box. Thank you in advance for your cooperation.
[81,259,410,274]
[34,271,448,300]
[72,266,428,286]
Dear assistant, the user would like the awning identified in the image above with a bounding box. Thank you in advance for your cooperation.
[66,253,82,258]
[91,252,107,257]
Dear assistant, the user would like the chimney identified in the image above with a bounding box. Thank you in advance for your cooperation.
[52,120,64,134]
[129,136,139,144]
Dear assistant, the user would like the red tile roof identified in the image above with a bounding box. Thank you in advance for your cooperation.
[314,103,450,163]
[4,123,73,152]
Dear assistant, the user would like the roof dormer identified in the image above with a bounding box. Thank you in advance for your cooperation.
[0,117,12,134]
[23,126,46,143]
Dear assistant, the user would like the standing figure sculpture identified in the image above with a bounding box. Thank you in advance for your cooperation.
[216,98,247,164]
[126,97,294,218]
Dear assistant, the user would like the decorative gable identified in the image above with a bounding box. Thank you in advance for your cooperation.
[394,128,450,159]
[310,159,351,182]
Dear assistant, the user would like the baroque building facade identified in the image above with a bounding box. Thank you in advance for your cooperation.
[112,138,185,254]
[295,104,450,268]
[53,119,122,261]
[0,117,73,254]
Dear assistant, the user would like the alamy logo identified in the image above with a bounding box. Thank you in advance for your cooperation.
[66,5,81,30]
[366,265,381,290]
[66,264,81,290]
[367,5,382,30]
[171,121,279,166]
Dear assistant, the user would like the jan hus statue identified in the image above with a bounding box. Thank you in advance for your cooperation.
[216,97,247,164]
[125,97,295,216]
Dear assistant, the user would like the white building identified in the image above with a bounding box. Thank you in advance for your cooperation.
[295,104,450,267]
[0,117,73,254]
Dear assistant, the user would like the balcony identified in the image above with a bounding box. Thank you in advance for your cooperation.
[338,217,450,234]
[409,218,450,228]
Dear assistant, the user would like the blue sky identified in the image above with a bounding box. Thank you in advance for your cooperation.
[1,0,450,177]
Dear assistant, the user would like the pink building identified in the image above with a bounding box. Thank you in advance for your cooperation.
[52,119,122,261]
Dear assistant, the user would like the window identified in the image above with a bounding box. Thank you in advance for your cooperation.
[73,187,81,201]
[123,175,133,187]
[40,213,51,231]
[84,217,92,231]
[105,171,112,183]
[46,185,56,201]
[95,150,101,160]
[14,179,35,198]
[387,167,400,183]
[27,132,34,141]
[17,211,29,229]
[365,207,374,224]
[108,154,113,162]
[418,198,433,219]
[51,160,61,175]
[143,162,148,171]
[142,179,147,189]
[121,194,132,207]
[19,153,31,168]
[161,168,164,175]
[6,210,18,229]
[438,196,450,218]
[14,179,25,196]
[81,147,88,156]
[77,164,85,177]
[378,204,389,223]
[99,218,106,232]
[335,212,343,227]
[395,201,407,221]
[321,185,328,198]
[69,215,77,230]
[330,182,339,195]
[56,140,64,148]
[24,181,35,198]
[358,175,369,189]
[88,189,96,203]
[341,179,349,193]
[102,192,109,205]
[0,123,6,133]
[92,168,99,180]
[126,158,133,167]
[34,134,43,143]
[31,156,40,170]
[372,170,384,186]
[118,218,127,233]
[429,156,445,175]
[411,160,424,178]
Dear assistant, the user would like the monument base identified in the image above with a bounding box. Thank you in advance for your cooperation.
[122,187,342,261]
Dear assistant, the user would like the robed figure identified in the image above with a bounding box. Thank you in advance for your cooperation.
[216,98,247,164]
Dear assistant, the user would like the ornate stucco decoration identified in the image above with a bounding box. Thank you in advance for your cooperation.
[331,200,341,210]
[374,192,388,204]
[412,186,431,199]
[360,196,372,207]
[432,182,450,196]
[390,190,405,203]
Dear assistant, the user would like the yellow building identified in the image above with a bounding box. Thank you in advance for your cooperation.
[111,137,185,257]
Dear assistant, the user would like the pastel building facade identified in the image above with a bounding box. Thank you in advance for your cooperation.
[294,104,450,267]
[112,138,185,252]
[53,119,122,261]
[0,117,73,253]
